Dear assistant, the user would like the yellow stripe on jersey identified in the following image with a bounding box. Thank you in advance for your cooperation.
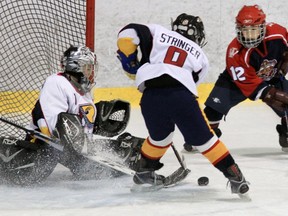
[141,138,171,160]
[39,126,51,137]
[201,140,230,165]
[117,37,138,56]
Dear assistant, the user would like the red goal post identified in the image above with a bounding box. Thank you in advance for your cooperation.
[0,0,95,139]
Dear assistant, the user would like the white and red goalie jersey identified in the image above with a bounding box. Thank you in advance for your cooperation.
[28,73,96,137]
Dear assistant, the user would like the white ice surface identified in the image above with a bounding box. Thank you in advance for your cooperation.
[1,104,288,216]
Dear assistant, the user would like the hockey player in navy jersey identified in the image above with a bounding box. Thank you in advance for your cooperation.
[117,13,249,196]
[0,45,143,185]
[203,5,288,152]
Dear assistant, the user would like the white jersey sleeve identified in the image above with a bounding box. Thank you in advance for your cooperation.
[30,73,96,135]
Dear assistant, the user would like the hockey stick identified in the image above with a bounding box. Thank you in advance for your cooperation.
[280,76,288,151]
[0,116,64,151]
[171,143,189,170]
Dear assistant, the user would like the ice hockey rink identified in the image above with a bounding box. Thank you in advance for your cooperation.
[1,104,288,216]
[1,0,288,215]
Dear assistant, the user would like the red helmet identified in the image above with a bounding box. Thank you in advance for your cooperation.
[236,5,266,26]
[235,5,266,48]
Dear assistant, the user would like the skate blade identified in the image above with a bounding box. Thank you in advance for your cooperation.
[281,147,288,152]
[130,183,164,193]
[163,167,191,187]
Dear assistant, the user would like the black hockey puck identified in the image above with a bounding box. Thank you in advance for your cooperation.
[198,176,209,186]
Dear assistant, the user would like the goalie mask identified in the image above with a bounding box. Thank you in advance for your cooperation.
[235,5,266,49]
[61,45,98,93]
[172,13,207,48]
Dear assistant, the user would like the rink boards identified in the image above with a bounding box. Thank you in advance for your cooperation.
[0,83,262,114]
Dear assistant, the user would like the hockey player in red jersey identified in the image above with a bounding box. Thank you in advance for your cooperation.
[117,13,249,196]
[203,5,288,152]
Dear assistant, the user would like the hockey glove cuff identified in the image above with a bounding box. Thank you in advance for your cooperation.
[277,51,288,76]
[261,86,288,112]
[117,50,140,80]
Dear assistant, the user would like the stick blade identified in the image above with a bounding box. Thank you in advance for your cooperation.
[163,167,191,187]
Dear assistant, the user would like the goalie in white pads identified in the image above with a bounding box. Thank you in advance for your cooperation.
[0,45,143,186]
[117,14,250,196]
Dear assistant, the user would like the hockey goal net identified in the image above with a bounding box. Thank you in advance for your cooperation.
[0,0,95,139]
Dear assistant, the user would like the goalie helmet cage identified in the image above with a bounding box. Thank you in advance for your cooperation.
[0,0,95,139]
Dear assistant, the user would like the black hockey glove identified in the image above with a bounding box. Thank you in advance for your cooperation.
[277,51,288,76]
[261,86,288,112]
[94,100,130,137]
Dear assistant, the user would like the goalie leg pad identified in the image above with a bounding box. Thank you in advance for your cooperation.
[116,132,144,170]
[60,150,123,180]
[83,132,145,172]
[0,137,58,186]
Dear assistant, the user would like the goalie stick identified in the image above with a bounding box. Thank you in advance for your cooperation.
[0,117,190,186]
[0,116,64,151]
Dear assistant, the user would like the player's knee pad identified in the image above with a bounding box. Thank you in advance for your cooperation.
[0,137,58,186]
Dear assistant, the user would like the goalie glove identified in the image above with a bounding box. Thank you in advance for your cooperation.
[94,100,130,137]
[117,49,140,80]
[261,86,288,112]
[277,51,288,76]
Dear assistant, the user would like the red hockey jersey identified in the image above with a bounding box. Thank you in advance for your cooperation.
[226,22,288,98]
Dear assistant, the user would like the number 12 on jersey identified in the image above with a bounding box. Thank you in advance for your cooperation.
[230,66,246,81]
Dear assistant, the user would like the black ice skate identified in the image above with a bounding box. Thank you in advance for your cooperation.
[131,155,165,192]
[133,155,164,184]
[131,169,165,192]
[133,170,165,185]
[226,164,250,198]
[276,120,288,152]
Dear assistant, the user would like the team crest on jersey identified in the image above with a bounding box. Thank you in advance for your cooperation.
[257,59,277,81]
[228,47,238,58]
[79,104,95,124]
